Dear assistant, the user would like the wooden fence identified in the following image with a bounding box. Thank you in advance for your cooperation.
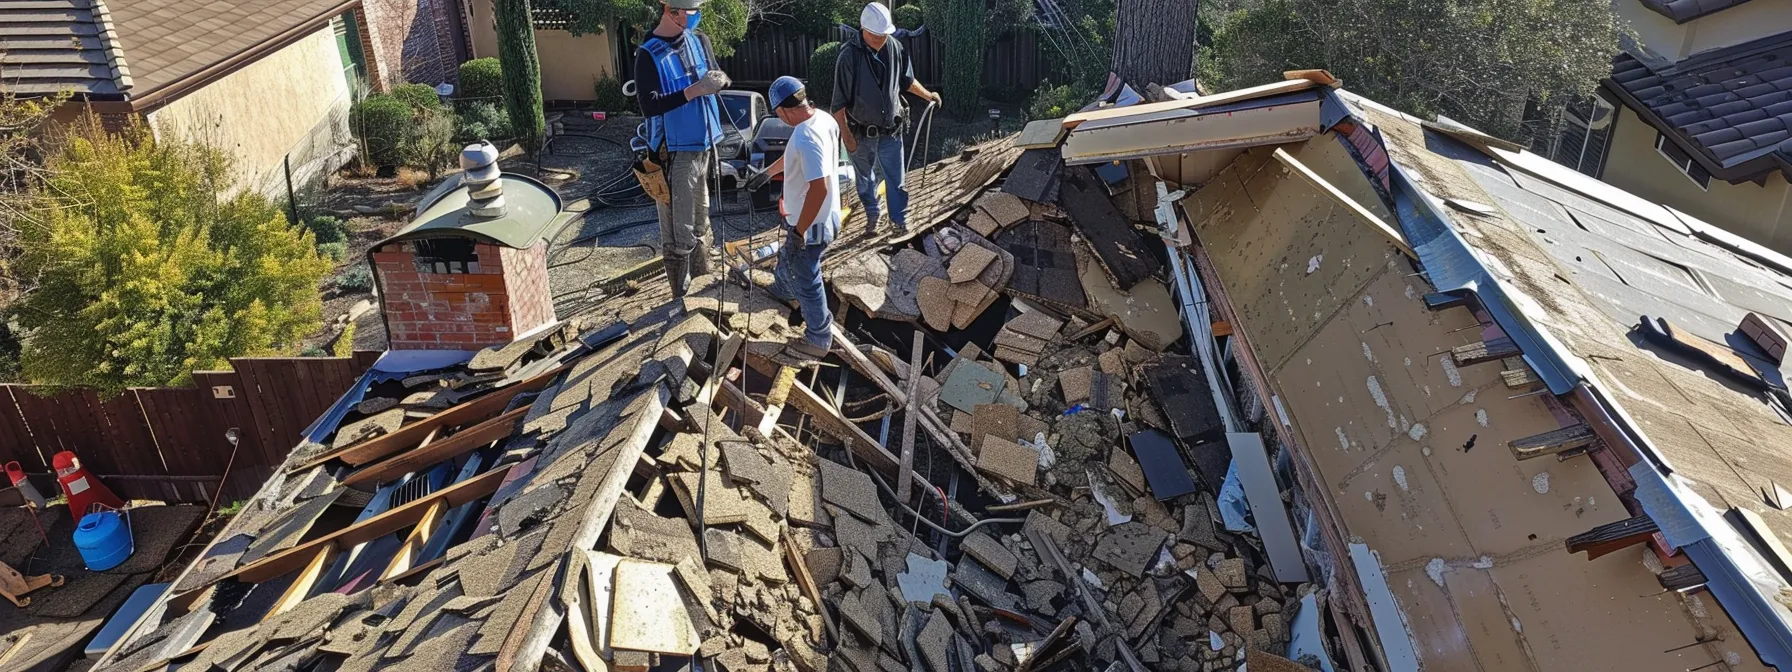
[716,24,1069,94]
[0,352,382,507]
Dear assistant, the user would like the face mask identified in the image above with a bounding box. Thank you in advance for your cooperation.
[686,10,701,30]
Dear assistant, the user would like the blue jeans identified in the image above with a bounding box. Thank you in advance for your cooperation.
[772,231,833,349]
[849,132,908,230]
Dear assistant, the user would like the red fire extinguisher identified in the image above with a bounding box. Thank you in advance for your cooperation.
[52,451,123,515]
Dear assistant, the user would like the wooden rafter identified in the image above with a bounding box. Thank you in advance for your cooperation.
[341,406,529,488]
[1271,148,1415,259]
[167,464,515,614]
[293,362,566,471]
[262,544,337,621]
[381,500,449,580]
[1509,423,1596,461]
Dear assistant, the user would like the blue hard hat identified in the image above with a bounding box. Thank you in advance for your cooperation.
[769,76,805,108]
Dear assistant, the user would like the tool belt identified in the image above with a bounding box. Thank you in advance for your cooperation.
[848,116,904,139]
[633,150,671,205]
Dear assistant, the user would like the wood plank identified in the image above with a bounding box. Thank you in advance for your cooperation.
[782,525,837,647]
[294,362,567,471]
[381,500,449,579]
[741,350,898,476]
[171,463,514,602]
[695,334,746,408]
[261,544,337,621]
[1451,337,1521,366]
[1507,423,1596,461]
[1062,79,1317,129]
[340,406,529,488]
[1271,148,1415,259]
[897,330,923,504]
[1564,514,1659,561]
[757,366,798,438]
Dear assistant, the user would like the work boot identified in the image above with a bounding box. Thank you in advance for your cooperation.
[690,245,714,278]
[784,336,832,362]
[663,254,691,298]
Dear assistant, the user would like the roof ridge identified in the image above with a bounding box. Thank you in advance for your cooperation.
[87,0,133,92]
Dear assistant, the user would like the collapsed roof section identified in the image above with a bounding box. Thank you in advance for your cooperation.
[1053,70,1792,669]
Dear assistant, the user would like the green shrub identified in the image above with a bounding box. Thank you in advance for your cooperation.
[459,58,504,102]
[456,101,511,143]
[300,344,330,357]
[332,322,357,357]
[894,4,924,30]
[1028,81,1085,120]
[351,95,412,167]
[808,43,843,108]
[307,215,347,245]
[593,75,634,113]
[317,241,349,261]
[392,83,444,110]
[338,265,374,292]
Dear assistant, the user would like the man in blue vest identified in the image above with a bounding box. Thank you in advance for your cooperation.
[634,0,729,297]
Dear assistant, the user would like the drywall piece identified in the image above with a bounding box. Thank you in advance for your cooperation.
[1128,429,1197,500]
[1226,433,1309,583]
[581,551,624,661]
[1077,244,1181,351]
[1347,543,1419,672]
[609,559,700,655]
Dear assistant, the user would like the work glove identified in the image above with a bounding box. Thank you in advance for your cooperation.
[745,166,772,191]
[688,70,731,98]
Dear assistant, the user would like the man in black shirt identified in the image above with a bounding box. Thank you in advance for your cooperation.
[832,2,940,234]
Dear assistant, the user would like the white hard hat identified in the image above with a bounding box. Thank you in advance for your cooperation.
[860,2,895,36]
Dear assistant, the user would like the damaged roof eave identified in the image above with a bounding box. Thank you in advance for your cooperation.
[1365,96,1792,667]
[1061,91,1326,166]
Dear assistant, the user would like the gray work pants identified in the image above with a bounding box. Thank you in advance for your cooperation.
[656,150,714,275]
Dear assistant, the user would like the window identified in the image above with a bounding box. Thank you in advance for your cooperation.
[1539,94,1615,177]
[1655,132,1712,190]
[412,238,478,274]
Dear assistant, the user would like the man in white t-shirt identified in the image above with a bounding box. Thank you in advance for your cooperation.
[754,75,842,359]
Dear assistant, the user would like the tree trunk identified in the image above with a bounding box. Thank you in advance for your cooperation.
[1110,0,1198,89]
[494,0,546,151]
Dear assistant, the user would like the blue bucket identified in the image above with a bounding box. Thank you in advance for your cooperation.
[74,510,134,571]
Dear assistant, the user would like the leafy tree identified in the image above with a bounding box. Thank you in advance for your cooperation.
[494,0,547,149]
[535,0,749,55]
[1200,0,1622,141]
[12,117,330,393]
[893,3,924,30]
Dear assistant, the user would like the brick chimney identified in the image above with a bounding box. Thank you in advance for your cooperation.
[370,143,564,351]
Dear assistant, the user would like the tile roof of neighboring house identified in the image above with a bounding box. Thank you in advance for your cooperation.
[1637,0,1757,23]
[107,0,353,101]
[1606,31,1792,182]
[0,0,132,97]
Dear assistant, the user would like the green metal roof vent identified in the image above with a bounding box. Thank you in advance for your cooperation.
[376,142,574,250]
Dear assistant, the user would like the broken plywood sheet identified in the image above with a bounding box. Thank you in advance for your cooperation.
[1016,119,1067,149]
[976,437,1040,485]
[1077,242,1181,351]
[1059,166,1161,290]
[610,559,701,655]
[1180,144,1400,373]
[970,403,1020,454]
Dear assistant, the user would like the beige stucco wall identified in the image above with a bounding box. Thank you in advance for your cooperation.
[1617,0,1792,61]
[467,1,616,101]
[1600,105,1792,251]
[147,26,355,198]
